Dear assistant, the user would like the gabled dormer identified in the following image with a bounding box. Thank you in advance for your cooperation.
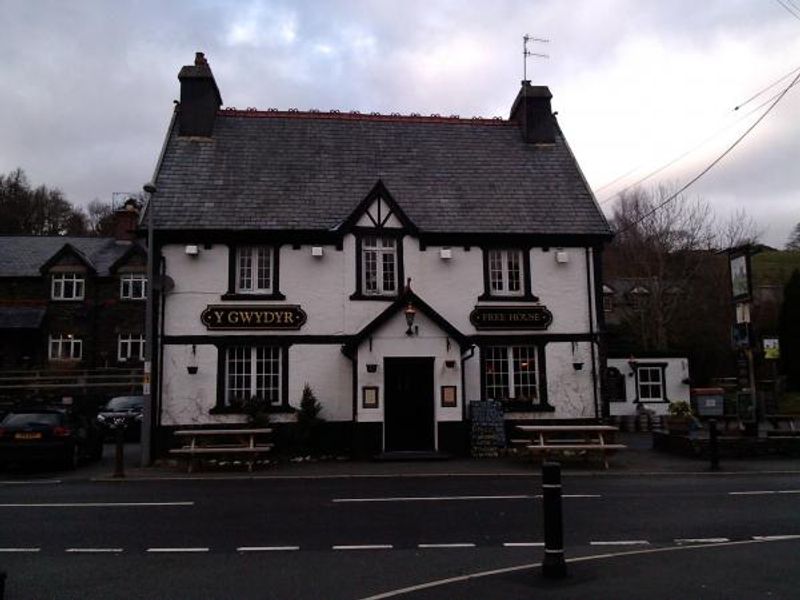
[40,243,96,301]
[346,181,416,301]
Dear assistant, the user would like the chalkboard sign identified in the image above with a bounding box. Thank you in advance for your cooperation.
[470,400,506,458]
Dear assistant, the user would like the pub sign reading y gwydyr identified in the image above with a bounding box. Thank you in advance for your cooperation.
[201,305,307,330]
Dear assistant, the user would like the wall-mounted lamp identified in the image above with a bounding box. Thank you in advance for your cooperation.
[311,246,324,257]
[440,248,452,260]
[185,244,199,257]
[187,344,198,374]
[404,303,417,336]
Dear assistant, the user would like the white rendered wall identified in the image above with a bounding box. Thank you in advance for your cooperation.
[288,345,352,421]
[607,357,691,416]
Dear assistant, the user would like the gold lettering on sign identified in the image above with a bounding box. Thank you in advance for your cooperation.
[201,305,307,330]
[213,310,224,324]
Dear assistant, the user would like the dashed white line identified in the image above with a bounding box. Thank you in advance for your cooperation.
[730,490,800,496]
[333,544,394,551]
[0,501,194,508]
[675,538,730,544]
[418,543,476,549]
[503,542,545,548]
[590,540,650,546]
[0,548,40,553]
[0,479,61,485]
[237,546,300,552]
[752,535,800,541]
[65,548,124,553]
[333,495,535,503]
[146,547,209,553]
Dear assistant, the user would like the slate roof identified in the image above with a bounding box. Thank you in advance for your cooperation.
[0,236,140,277]
[0,307,46,329]
[151,110,611,236]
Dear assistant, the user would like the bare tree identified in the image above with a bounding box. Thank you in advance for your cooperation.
[0,168,88,235]
[787,222,800,251]
[86,198,115,236]
[610,183,716,352]
[716,208,763,249]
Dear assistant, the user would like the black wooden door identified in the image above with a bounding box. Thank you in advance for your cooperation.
[384,357,435,451]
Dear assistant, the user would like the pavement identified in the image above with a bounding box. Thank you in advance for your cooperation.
[4,431,798,482]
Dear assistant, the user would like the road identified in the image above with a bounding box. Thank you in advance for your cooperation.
[1,467,799,598]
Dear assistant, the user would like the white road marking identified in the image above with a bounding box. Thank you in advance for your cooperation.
[333,495,535,503]
[237,546,300,552]
[0,501,194,508]
[730,490,800,496]
[503,542,545,547]
[146,547,209,553]
[333,494,600,503]
[357,537,800,600]
[0,548,40,553]
[675,538,730,544]
[66,548,123,553]
[417,543,476,549]
[333,544,394,551]
[752,535,800,541]
[0,479,61,485]
[590,540,650,546]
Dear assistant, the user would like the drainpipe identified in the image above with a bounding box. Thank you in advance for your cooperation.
[461,344,476,422]
[585,248,599,420]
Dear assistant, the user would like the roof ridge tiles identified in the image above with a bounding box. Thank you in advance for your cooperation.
[218,108,510,125]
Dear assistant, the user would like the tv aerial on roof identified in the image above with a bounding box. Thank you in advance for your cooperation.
[523,34,549,82]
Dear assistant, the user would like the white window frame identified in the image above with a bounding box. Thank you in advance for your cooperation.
[120,273,147,300]
[118,334,145,362]
[637,366,665,402]
[51,273,85,300]
[362,235,397,296]
[484,345,539,403]
[225,346,282,406]
[488,249,524,296]
[49,335,83,361]
[236,246,273,294]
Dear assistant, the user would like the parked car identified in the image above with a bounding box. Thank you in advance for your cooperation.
[96,395,144,440]
[0,407,104,469]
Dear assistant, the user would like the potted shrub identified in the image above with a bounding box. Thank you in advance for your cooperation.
[666,400,695,434]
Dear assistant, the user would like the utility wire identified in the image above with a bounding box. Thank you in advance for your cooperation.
[775,0,800,20]
[615,69,800,235]
[597,84,787,204]
[734,63,800,110]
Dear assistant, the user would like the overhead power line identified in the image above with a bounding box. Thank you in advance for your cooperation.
[775,0,800,21]
[615,69,800,235]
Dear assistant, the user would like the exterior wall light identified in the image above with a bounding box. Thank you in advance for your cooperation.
[404,303,417,336]
[187,344,198,374]
[311,246,324,257]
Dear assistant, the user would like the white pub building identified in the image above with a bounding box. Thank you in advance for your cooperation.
[144,53,613,456]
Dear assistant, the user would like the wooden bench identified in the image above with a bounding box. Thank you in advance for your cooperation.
[764,415,800,438]
[170,428,274,473]
[516,425,626,469]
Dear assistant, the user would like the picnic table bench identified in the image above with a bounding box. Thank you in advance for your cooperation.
[764,415,800,438]
[515,425,626,469]
[170,428,274,473]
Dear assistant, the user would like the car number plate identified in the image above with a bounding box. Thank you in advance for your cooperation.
[15,432,42,440]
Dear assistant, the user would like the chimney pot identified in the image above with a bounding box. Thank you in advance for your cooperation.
[509,81,555,144]
[178,52,222,137]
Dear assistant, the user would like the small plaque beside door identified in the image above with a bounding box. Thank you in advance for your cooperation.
[441,385,457,408]
[362,386,379,409]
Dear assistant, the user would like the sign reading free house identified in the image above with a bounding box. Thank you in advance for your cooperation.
[201,305,307,330]
[469,305,553,330]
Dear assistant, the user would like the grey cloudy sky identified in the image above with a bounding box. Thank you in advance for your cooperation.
[1,0,798,246]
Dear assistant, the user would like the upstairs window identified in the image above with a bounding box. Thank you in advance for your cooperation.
[362,235,397,296]
[120,273,147,300]
[51,273,84,300]
[236,246,273,294]
[488,249,523,296]
[49,335,82,360]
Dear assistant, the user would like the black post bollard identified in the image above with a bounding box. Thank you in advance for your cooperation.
[541,461,567,579]
[113,421,125,479]
[709,419,720,471]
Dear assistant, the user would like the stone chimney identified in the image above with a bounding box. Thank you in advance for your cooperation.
[177,52,222,137]
[509,81,555,144]
[112,199,140,242]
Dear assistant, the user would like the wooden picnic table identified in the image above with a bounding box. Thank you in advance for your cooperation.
[170,428,274,473]
[514,424,626,469]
